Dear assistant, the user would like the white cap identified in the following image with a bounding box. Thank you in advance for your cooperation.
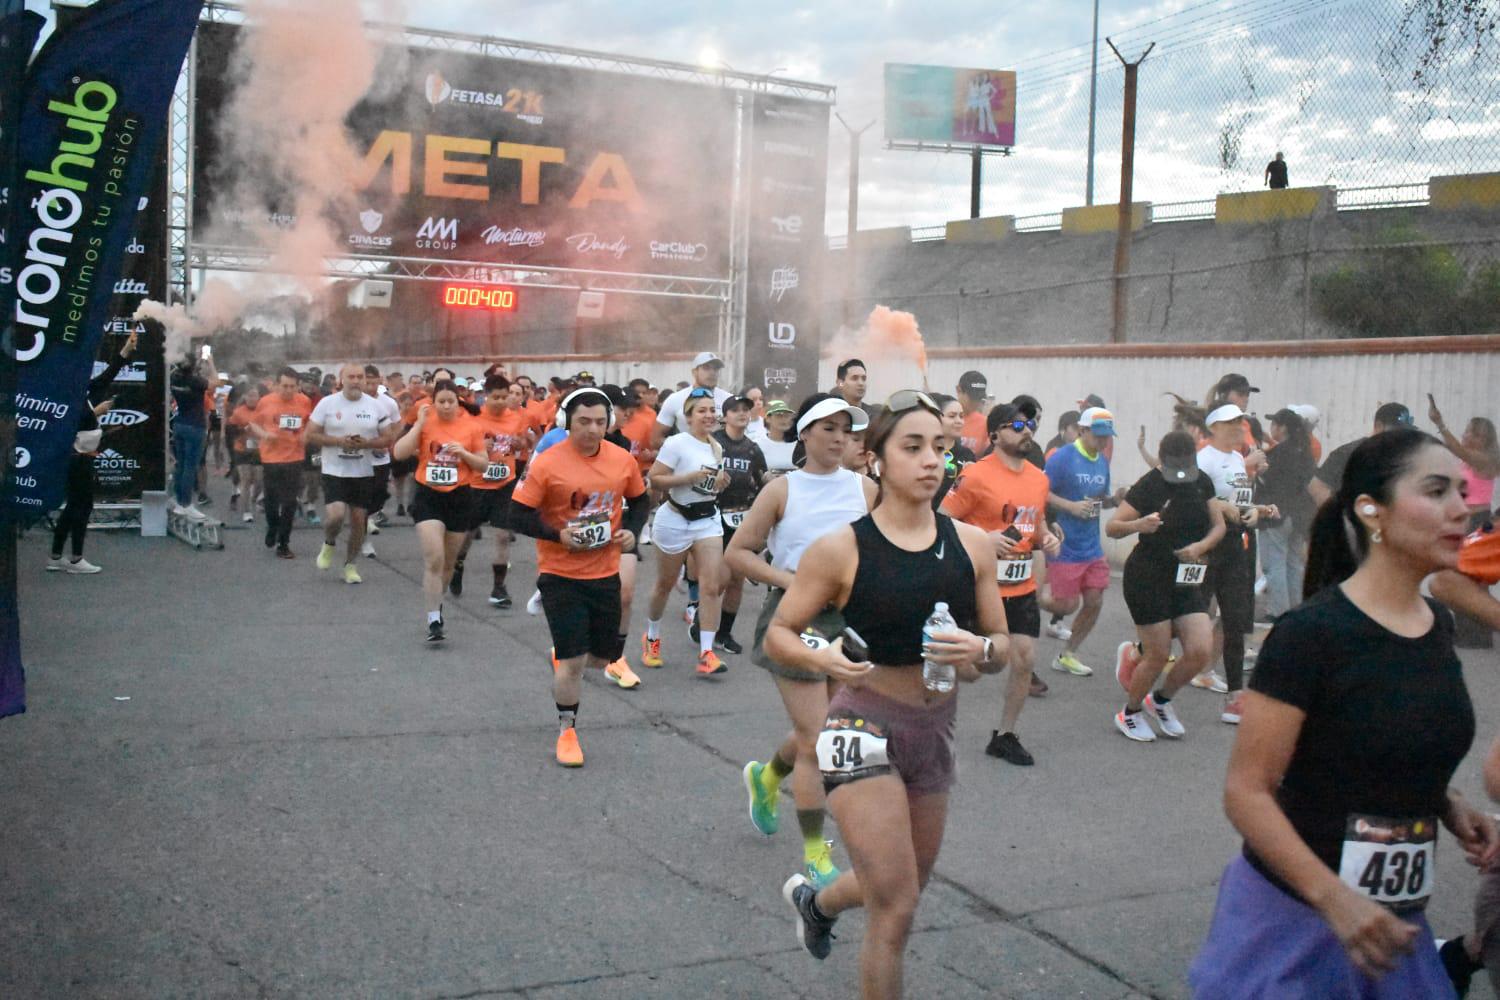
[1287,403,1320,429]
[690,351,724,369]
[797,397,870,435]
[1206,403,1247,425]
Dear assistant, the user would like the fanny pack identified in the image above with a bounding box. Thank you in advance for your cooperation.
[669,497,718,522]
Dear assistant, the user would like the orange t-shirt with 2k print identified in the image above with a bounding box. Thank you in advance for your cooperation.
[513,437,645,580]
[414,413,484,492]
[470,408,528,490]
[940,452,1051,597]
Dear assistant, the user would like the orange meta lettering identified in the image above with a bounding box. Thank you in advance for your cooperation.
[354,130,643,210]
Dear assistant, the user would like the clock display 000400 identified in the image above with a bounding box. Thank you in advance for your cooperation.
[441,283,519,311]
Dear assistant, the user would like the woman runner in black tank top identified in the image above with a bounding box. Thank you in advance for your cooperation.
[764,391,1010,999]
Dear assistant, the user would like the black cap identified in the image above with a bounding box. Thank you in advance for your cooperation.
[1079,393,1106,409]
[958,370,987,395]
[1158,431,1201,483]
[722,394,753,414]
[1217,373,1260,394]
[1375,402,1415,428]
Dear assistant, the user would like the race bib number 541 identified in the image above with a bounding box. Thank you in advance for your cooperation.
[1338,814,1436,911]
[816,715,892,787]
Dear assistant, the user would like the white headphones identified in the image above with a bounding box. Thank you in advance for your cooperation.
[556,386,612,429]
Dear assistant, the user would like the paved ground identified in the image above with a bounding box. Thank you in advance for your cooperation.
[5,477,1500,999]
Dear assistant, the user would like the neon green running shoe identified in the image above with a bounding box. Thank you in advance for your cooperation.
[315,543,334,571]
[743,760,779,836]
[805,841,841,891]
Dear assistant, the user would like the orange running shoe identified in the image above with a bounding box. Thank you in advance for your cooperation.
[606,658,642,689]
[696,650,727,677]
[641,634,663,668]
[555,727,584,767]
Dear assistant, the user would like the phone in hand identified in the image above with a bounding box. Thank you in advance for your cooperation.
[1002,524,1024,542]
[840,626,871,663]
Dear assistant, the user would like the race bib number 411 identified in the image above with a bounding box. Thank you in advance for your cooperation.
[997,557,1033,584]
[1338,814,1436,911]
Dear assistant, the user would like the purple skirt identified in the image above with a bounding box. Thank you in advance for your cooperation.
[1189,856,1456,999]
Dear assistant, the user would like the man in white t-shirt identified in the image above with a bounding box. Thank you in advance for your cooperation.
[363,363,403,548]
[306,363,395,583]
[651,351,733,447]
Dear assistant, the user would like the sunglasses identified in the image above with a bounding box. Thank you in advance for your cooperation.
[686,387,715,401]
[886,389,942,417]
[1003,418,1039,433]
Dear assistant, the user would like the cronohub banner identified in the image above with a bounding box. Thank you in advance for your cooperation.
[743,95,830,399]
[4,0,202,519]
[192,21,737,279]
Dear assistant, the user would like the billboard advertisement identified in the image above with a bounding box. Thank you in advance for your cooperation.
[192,22,738,278]
[884,63,1016,147]
[743,95,830,399]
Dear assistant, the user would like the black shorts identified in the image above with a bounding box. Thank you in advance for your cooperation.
[322,474,376,512]
[370,463,391,508]
[1002,591,1041,638]
[538,573,622,661]
[1123,553,1212,626]
[1207,534,1255,635]
[410,483,474,533]
[470,482,516,531]
[391,456,417,477]
[232,449,262,468]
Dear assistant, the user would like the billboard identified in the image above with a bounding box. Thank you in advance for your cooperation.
[884,63,1016,147]
[192,22,739,278]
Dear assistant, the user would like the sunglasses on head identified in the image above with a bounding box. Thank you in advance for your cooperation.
[886,389,941,417]
[687,387,714,401]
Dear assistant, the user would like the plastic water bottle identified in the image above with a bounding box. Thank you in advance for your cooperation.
[922,602,957,693]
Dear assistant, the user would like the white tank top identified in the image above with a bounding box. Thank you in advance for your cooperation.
[768,467,868,573]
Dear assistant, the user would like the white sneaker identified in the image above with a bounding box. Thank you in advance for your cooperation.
[360,539,376,558]
[45,556,67,572]
[182,504,208,521]
[1190,670,1229,694]
[526,589,543,616]
[1143,692,1186,738]
[367,520,380,535]
[242,512,254,523]
[1114,708,1156,742]
[65,557,102,575]
[1046,621,1072,641]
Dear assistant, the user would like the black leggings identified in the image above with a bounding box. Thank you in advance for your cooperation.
[51,455,95,558]
[263,462,302,548]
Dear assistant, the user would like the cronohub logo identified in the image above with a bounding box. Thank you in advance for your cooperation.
[416,216,459,250]
[349,209,393,249]
[99,408,149,427]
[481,224,546,248]
[649,240,708,262]
[566,232,629,260]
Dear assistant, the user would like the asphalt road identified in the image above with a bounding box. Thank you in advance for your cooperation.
[5,478,1500,999]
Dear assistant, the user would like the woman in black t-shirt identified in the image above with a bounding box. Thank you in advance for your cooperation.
[1106,432,1230,743]
[1191,429,1500,996]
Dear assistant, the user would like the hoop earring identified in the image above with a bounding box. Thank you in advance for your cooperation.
[1371,527,1383,544]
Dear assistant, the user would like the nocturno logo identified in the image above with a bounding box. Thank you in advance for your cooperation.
[481,225,546,248]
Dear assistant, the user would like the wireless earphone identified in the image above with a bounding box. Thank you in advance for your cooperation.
[1361,504,1377,516]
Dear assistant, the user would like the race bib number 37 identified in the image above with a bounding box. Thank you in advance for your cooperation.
[816,715,892,787]
[1338,813,1436,911]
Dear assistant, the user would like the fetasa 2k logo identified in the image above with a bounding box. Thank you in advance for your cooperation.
[416,217,459,251]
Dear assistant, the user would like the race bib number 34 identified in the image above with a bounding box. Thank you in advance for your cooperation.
[816,715,892,787]
[1338,813,1436,911]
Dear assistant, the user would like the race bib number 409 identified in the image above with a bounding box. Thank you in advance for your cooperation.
[483,462,511,482]
[816,715,892,787]
[1338,814,1436,911]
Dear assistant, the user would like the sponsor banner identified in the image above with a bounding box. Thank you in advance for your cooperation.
[4,0,201,520]
[743,95,829,398]
[192,22,736,277]
[884,63,1016,147]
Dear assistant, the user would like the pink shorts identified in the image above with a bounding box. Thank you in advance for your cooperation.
[1048,557,1111,600]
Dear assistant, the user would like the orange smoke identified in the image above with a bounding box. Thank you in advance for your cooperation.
[825,305,929,395]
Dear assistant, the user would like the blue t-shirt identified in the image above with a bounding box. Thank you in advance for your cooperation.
[534,426,569,455]
[1045,440,1110,563]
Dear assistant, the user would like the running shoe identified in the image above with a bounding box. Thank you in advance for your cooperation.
[1045,621,1072,641]
[1221,690,1246,725]
[605,658,642,690]
[426,619,445,643]
[684,601,698,627]
[64,557,102,575]
[641,634,663,668]
[639,522,651,547]
[196,492,212,506]
[306,510,321,526]
[696,650,727,676]
[366,519,380,536]
[449,560,464,597]
[689,619,700,645]
[229,491,239,510]
[1143,692,1185,738]
[45,556,66,572]
[181,504,208,522]
[342,563,362,585]
[489,584,512,608]
[1190,670,1228,694]
[360,540,376,558]
[555,728,584,768]
[1051,652,1093,676]
[372,510,390,528]
[782,873,836,960]
[526,590,543,616]
[742,761,779,836]
[242,511,254,524]
[720,634,744,655]
[1028,673,1049,697]
[276,546,295,560]
[1114,707,1156,742]
[805,842,841,890]
[264,524,276,549]
[1115,640,1141,692]
[985,730,1034,766]
[315,543,335,570]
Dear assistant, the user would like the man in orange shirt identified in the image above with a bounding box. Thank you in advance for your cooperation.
[509,387,650,768]
[942,400,1061,766]
[249,367,315,558]
[618,388,659,472]
[459,374,532,607]
[956,370,990,454]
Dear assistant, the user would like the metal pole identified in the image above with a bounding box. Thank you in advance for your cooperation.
[1107,39,1151,345]
[1086,0,1100,206]
[970,146,982,219]
[834,114,875,326]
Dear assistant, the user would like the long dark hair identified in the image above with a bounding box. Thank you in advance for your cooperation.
[865,400,943,509]
[1303,428,1442,599]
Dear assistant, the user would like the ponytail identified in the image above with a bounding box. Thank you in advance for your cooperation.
[1302,498,1362,599]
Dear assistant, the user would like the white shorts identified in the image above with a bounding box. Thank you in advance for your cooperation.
[651,502,724,555]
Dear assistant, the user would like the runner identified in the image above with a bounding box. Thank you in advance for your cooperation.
[306,364,395,585]
[225,385,262,524]
[1190,427,1499,996]
[929,393,977,508]
[460,375,529,608]
[941,400,1061,765]
[392,380,486,641]
[764,390,1008,995]
[297,370,324,525]
[651,351,733,446]
[1042,405,1119,676]
[955,370,990,454]
[509,387,650,766]
[834,359,868,408]
[708,394,769,655]
[599,384,646,689]
[249,367,314,559]
[642,387,730,676]
[752,399,798,475]
[360,364,402,556]
[1309,403,1415,507]
[728,392,874,890]
[1106,431,1229,742]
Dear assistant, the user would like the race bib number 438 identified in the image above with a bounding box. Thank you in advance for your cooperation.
[1338,814,1436,911]
[816,715,892,787]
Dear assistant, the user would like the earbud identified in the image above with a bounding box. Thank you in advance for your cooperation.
[871,461,882,478]
[1361,504,1377,516]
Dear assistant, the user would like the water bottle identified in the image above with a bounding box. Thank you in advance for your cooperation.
[922,602,957,693]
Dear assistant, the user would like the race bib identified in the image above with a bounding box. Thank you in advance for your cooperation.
[816,715,892,786]
[1233,486,1254,510]
[692,465,722,495]
[371,449,388,462]
[1338,814,1436,911]
[1175,562,1208,586]
[997,556,1033,584]
[798,629,830,652]
[482,462,511,482]
[339,446,363,460]
[721,508,747,530]
[278,414,302,430]
[424,463,458,486]
[243,436,258,452]
[568,511,612,550]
